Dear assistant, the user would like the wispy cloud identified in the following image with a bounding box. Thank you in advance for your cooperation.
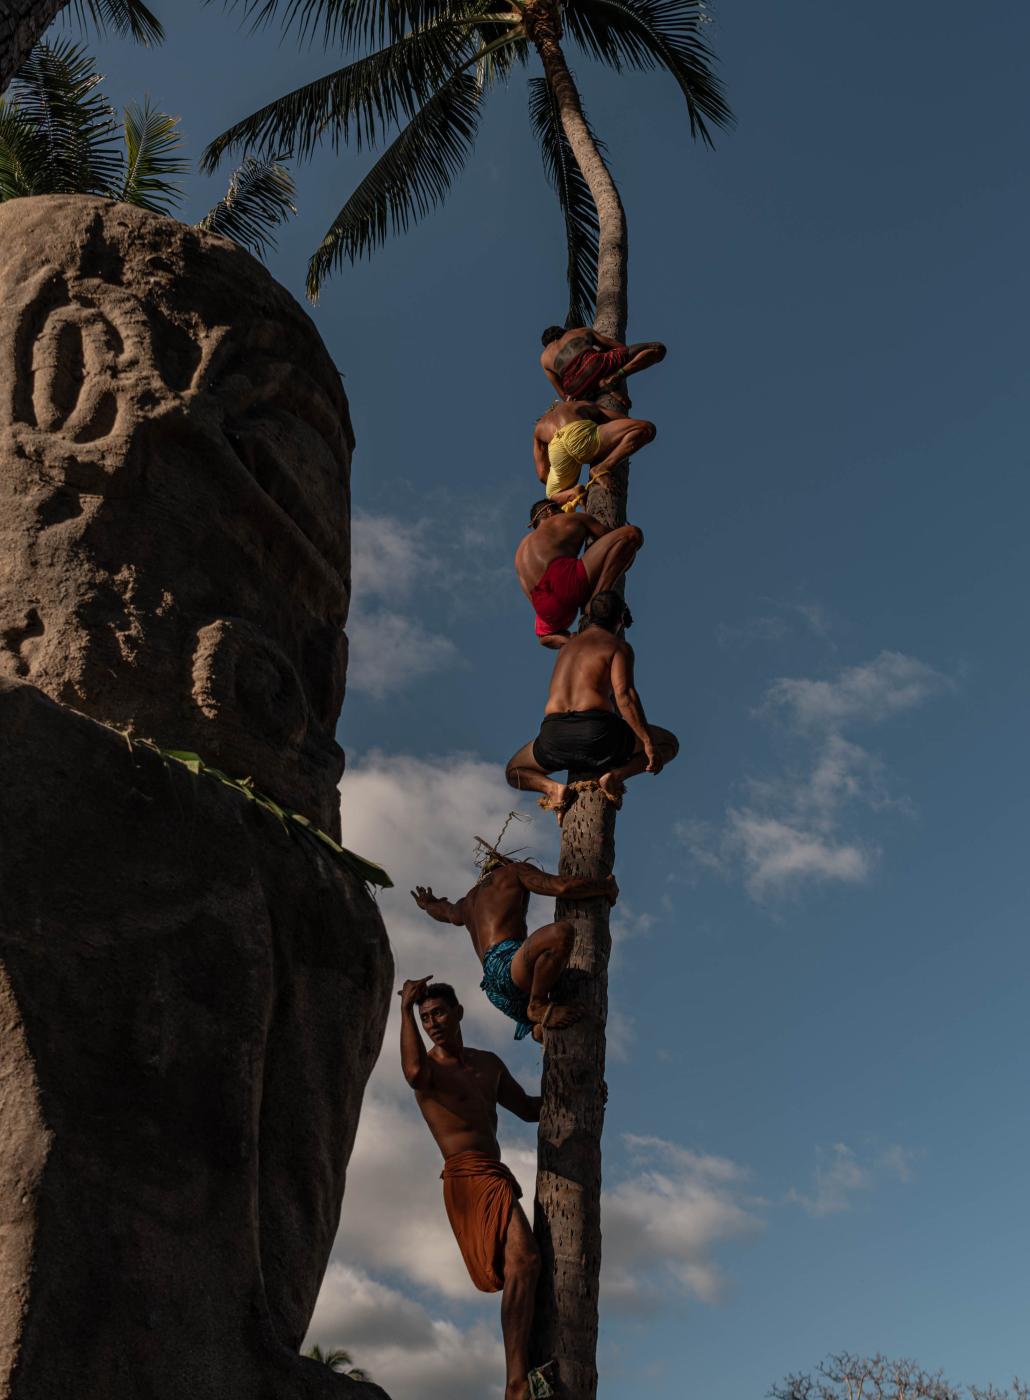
[307,1263,504,1400]
[347,504,510,696]
[602,1136,763,1309]
[787,1141,918,1217]
[716,596,834,651]
[679,651,951,901]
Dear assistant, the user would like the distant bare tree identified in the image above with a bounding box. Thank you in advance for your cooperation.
[771,1353,1028,1400]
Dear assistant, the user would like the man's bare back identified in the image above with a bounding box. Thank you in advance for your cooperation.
[545,626,627,715]
[534,399,608,443]
[540,328,601,380]
[515,511,597,597]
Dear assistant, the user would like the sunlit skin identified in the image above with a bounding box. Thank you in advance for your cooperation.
[399,977,540,1400]
[532,399,656,508]
[506,609,680,812]
[539,326,667,402]
[515,503,643,649]
[411,853,617,1035]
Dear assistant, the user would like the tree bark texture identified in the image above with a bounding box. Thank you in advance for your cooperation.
[524,0,628,345]
[525,12,633,1395]
[0,0,69,93]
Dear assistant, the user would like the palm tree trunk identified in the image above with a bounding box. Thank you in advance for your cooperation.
[523,0,627,344]
[0,0,69,93]
[524,9,630,1398]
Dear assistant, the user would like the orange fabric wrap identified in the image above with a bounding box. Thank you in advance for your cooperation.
[440,1150,522,1293]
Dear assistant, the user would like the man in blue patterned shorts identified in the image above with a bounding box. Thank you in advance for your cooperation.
[411,852,617,1041]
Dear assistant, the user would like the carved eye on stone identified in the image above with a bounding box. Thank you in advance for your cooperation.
[192,618,310,749]
[5,267,202,448]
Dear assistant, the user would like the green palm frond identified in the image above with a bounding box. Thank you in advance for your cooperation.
[120,99,189,213]
[201,19,480,170]
[528,76,601,326]
[221,0,458,48]
[564,0,733,144]
[69,0,164,45]
[6,40,122,195]
[197,154,297,258]
[0,103,48,199]
[306,68,483,299]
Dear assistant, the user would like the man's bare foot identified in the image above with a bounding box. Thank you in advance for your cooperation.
[598,772,625,807]
[538,631,570,650]
[537,785,573,826]
[528,998,584,1030]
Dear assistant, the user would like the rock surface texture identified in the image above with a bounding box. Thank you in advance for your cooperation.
[0,198,393,1399]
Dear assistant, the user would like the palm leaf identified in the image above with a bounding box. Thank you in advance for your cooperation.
[565,0,733,144]
[219,0,462,48]
[69,0,164,45]
[201,19,479,170]
[7,40,122,195]
[305,68,482,299]
[197,154,297,258]
[120,99,188,213]
[528,75,602,327]
[0,102,48,199]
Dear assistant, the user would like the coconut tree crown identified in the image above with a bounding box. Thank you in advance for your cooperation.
[204,0,733,310]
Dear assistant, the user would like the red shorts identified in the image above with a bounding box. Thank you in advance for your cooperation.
[530,557,590,638]
[558,345,631,400]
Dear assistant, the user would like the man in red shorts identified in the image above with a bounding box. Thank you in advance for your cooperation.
[515,500,643,649]
[540,324,666,404]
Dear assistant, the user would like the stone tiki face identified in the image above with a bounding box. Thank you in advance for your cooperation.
[0,195,352,834]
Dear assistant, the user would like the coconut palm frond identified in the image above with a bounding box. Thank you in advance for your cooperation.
[0,102,48,199]
[201,19,480,171]
[305,68,482,299]
[528,76,601,326]
[197,155,297,258]
[565,0,733,143]
[221,0,459,48]
[8,40,122,195]
[69,0,164,45]
[120,99,189,213]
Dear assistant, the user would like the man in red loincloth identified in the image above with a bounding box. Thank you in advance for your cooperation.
[515,500,643,648]
[540,324,666,404]
[400,976,547,1400]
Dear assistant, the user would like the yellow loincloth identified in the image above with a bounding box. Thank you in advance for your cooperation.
[545,418,602,497]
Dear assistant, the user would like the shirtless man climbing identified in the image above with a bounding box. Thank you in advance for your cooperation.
[400,976,546,1400]
[515,500,642,649]
[505,590,679,824]
[540,324,666,404]
[533,399,656,508]
[411,850,617,1039]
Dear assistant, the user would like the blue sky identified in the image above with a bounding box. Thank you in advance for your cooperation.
[75,2,1030,1395]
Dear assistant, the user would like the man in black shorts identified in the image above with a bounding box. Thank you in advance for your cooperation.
[505,592,679,824]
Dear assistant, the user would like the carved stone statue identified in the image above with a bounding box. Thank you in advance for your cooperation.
[0,196,392,1399]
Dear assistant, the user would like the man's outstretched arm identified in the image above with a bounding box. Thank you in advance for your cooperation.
[411,887,467,925]
[496,1060,541,1123]
[399,976,433,1090]
[516,865,618,906]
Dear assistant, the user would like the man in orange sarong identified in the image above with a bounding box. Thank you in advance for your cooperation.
[400,975,544,1400]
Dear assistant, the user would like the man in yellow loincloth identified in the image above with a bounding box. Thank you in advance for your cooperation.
[533,399,656,508]
[400,976,553,1400]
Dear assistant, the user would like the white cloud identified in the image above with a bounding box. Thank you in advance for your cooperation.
[601,1136,763,1309]
[347,506,512,695]
[787,1142,917,1217]
[680,651,950,901]
[307,1264,504,1400]
[763,651,950,731]
[347,610,459,699]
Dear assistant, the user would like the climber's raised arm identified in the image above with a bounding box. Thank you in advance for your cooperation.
[515,864,618,906]
[399,976,434,1090]
[411,887,467,926]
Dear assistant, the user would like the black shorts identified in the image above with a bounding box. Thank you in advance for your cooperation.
[532,709,638,777]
